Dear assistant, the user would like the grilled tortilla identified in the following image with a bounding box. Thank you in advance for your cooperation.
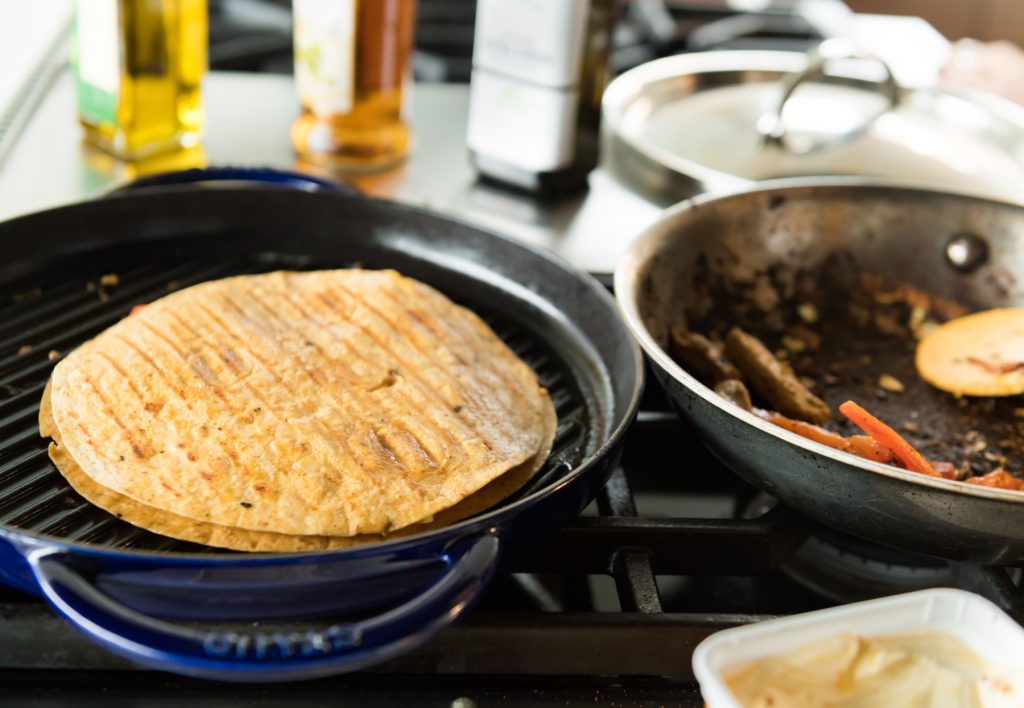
[45,269,556,538]
[40,382,555,551]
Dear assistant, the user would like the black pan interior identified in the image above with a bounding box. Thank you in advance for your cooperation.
[0,188,619,553]
[686,254,1023,480]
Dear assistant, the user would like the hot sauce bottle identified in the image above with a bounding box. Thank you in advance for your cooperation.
[291,0,417,174]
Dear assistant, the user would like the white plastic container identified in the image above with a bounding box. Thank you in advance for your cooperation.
[693,588,1024,708]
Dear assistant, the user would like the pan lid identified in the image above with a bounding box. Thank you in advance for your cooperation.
[603,42,1024,202]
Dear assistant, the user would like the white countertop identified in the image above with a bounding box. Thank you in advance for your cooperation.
[0,8,951,275]
[0,70,664,276]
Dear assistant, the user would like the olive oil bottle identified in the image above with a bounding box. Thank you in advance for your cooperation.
[73,0,207,160]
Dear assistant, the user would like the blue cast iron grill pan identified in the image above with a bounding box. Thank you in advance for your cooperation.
[0,172,642,681]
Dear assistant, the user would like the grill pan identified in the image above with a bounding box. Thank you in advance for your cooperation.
[0,170,642,680]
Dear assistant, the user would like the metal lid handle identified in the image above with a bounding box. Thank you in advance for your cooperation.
[760,41,902,155]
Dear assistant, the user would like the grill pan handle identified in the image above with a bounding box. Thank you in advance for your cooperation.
[25,532,501,681]
[106,167,354,196]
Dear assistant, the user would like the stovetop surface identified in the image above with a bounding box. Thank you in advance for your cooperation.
[1,379,1021,705]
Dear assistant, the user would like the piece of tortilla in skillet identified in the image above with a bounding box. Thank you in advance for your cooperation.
[41,269,557,549]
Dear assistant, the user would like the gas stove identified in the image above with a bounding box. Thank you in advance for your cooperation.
[0,2,1001,704]
[1,380,1021,705]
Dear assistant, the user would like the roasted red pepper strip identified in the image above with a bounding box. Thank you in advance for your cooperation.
[130,304,147,316]
[930,461,958,481]
[760,411,895,465]
[759,407,958,477]
[965,469,1024,490]
[848,435,895,464]
[838,401,940,477]
[757,409,850,451]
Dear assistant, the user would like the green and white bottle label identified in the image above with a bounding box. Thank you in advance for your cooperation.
[73,0,121,127]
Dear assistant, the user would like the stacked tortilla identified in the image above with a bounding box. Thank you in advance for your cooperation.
[39,269,556,552]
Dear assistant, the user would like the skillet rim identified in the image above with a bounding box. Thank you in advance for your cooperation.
[0,187,645,560]
[614,175,1024,506]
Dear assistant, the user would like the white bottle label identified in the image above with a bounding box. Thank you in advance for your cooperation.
[468,0,591,172]
[293,0,356,116]
[468,71,580,172]
[472,0,590,88]
[74,0,121,126]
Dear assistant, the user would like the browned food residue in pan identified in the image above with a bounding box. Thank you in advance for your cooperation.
[676,254,1024,482]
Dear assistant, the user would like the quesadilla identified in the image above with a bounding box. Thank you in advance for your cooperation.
[42,269,556,546]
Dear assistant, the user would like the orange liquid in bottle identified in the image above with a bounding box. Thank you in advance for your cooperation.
[291,0,416,174]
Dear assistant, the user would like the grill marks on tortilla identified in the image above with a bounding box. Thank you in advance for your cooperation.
[46,270,554,538]
[234,288,449,490]
[170,290,424,527]
[274,295,456,486]
[135,314,281,523]
[398,285,538,417]
[247,286,456,454]
[333,279,535,457]
[226,288,438,510]
[106,335,252,520]
[188,297,381,511]
[39,379,557,552]
[106,332,266,518]
[286,283,495,450]
[162,304,334,512]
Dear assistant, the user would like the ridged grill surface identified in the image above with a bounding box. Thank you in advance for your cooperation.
[0,255,590,553]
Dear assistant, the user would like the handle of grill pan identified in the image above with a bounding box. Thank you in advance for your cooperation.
[24,532,500,681]
[106,167,355,196]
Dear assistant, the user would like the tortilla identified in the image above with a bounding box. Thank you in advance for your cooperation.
[46,269,556,537]
[916,308,1024,397]
[40,381,555,551]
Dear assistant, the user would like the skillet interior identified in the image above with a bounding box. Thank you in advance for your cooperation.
[0,187,625,555]
[630,179,1024,487]
[682,247,1024,479]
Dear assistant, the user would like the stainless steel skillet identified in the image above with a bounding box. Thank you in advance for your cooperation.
[616,179,1024,564]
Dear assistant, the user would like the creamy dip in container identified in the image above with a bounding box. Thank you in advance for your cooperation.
[725,631,1020,708]
[694,589,1024,708]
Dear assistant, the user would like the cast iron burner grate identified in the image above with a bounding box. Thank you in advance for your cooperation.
[0,255,590,553]
[0,285,1023,704]
[742,492,959,603]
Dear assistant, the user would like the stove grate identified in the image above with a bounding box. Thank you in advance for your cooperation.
[0,291,1021,701]
[0,396,1021,700]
